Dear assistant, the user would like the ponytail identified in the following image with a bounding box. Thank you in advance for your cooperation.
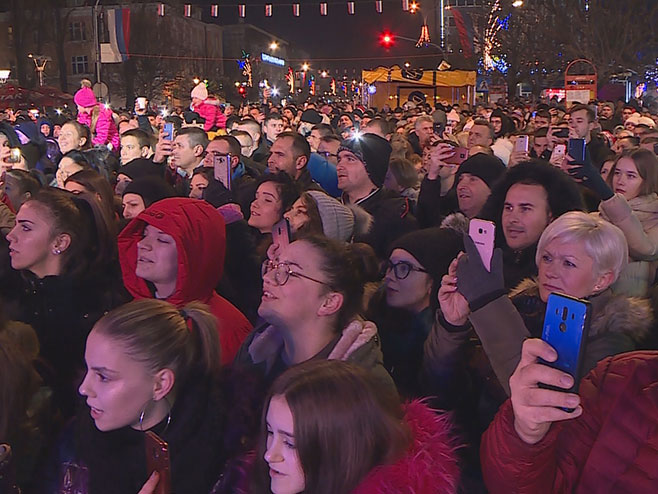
[93,299,221,389]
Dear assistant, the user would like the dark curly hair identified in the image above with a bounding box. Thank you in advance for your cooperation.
[479,159,585,247]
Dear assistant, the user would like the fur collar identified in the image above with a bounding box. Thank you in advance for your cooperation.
[510,278,653,342]
[353,400,460,494]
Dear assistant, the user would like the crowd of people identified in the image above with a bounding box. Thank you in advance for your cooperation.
[1,77,658,493]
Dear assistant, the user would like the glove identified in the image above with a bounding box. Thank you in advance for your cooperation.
[456,234,505,311]
[565,147,614,201]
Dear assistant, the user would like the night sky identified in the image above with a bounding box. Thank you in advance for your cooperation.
[203,0,446,69]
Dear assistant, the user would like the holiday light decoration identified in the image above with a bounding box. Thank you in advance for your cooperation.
[483,0,504,71]
[286,67,295,93]
[416,22,431,47]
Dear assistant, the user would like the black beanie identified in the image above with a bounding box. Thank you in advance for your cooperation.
[390,227,463,282]
[119,158,164,180]
[455,153,506,190]
[300,109,322,124]
[338,133,392,188]
[123,176,175,208]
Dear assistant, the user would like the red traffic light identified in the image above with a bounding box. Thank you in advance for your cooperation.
[380,31,394,47]
[238,86,246,98]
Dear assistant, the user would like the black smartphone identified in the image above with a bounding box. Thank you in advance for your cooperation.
[554,128,570,138]
[145,431,172,494]
[272,218,291,247]
[433,121,445,136]
[539,292,591,411]
[567,138,586,163]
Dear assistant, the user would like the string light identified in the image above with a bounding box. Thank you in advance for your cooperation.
[483,0,503,71]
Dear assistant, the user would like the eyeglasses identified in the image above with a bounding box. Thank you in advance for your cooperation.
[261,259,333,288]
[385,260,428,280]
[318,151,337,159]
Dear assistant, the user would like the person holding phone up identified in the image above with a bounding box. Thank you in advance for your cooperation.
[427,213,652,434]
[481,340,658,493]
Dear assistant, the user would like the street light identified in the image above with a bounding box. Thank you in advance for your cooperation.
[269,41,279,51]
[404,61,411,68]
[410,2,419,13]
[193,77,200,85]
[321,70,328,78]
[0,69,10,84]
[302,63,309,71]
[512,0,524,6]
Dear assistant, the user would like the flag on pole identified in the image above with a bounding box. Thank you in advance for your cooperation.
[402,0,410,11]
[375,1,383,13]
[451,8,475,58]
[347,1,355,14]
[184,4,191,17]
[100,8,130,63]
[320,2,328,15]
[210,5,218,17]
[293,3,300,16]
[238,4,246,17]
[157,3,165,16]
[265,4,272,16]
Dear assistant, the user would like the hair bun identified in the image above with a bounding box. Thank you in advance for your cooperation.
[345,242,380,284]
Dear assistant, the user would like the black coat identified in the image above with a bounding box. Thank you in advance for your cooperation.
[44,372,259,494]
[350,188,419,259]
[4,268,127,418]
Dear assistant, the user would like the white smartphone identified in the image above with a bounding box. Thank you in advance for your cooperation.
[515,135,529,153]
[213,154,231,190]
[468,219,496,271]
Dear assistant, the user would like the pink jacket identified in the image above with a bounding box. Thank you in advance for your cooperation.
[353,400,460,494]
[77,106,120,150]
[192,98,226,131]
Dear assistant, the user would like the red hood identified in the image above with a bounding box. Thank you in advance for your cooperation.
[353,400,460,494]
[118,198,226,307]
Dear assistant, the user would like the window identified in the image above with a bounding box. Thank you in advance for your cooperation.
[71,55,89,74]
[69,21,86,41]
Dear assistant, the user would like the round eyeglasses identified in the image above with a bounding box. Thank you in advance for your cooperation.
[262,259,332,288]
[385,260,428,280]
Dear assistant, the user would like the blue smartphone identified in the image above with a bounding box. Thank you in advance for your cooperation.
[539,292,591,411]
[163,122,174,141]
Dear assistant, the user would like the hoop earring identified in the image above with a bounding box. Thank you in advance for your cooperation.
[139,398,172,435]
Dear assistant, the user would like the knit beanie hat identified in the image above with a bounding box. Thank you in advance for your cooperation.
[118,158,164,180]
[390,227,463,281]
[123,176,176,208]
[338,133,392,188]
[300,109,322,125]
[74,86,97,108]
[306,190,355,241]
[191,82,209,101]
[455,153,506,190]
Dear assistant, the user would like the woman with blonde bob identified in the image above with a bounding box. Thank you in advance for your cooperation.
[251,359,460,494]
[436,211,653,401]
[47,299,257,494]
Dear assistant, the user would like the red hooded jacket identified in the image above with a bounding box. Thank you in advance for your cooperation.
[353,400,460,494]
[481,351,658,493]
[118,198,252,365]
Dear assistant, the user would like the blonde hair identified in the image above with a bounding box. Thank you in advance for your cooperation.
[536,211,628,280]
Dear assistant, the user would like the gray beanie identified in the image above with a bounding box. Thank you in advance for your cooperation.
[307,191,355,241]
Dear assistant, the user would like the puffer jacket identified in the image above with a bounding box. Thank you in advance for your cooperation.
[594,192,658,297]
[77,106,120,150]
[192,98,225,132]
[118,198,252,365]
[481,351,658,494]
[353,400,460,494]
